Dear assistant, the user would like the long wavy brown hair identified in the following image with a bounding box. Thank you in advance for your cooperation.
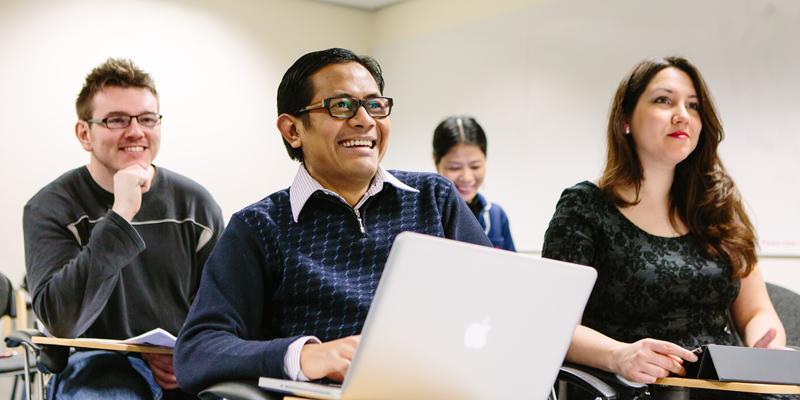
[599,56,757,278]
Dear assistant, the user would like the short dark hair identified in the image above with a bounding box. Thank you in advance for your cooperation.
[277,48,385,162]
[76,58,158,121]
[432,116,487,165]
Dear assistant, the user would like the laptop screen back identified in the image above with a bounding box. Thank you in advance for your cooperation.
[341,232,597,399]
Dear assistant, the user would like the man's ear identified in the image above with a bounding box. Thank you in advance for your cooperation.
[75,121,93,151]
[277,114,303,149]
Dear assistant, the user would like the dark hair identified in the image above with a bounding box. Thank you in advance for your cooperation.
[600,56,756,278]
[277,48,385,162]
[432,116,487,164]
[76,58,158,121]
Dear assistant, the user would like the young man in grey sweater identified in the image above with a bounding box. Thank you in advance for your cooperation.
[24,58,223,400]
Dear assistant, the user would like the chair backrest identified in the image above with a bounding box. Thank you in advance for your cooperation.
[1,273,13,339]
[0,273,11,317]
[766,282,800,347]
[1,272,30,339]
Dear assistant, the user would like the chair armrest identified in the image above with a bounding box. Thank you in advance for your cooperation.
[4,329,70,374]
[558,363,648,400]
[558,365,619,400]
[198,380,283,400]
[4,328,42,349]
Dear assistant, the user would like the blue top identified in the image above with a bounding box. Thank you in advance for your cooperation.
[470,193,515,251]
[174,170,491,393]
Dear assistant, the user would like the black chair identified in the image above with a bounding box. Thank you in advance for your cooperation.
[6,328,91,400]
[766,282,800,347]
[556,364,649,400]
[0,272,38,400]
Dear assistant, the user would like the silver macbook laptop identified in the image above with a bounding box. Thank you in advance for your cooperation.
[259,232,596,399]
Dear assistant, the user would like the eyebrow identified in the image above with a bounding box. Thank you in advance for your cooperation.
[327,92,383,99]
[103,110,156,116]
[651,87,698,98]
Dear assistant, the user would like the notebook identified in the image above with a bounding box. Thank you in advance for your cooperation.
[259,232,596,399]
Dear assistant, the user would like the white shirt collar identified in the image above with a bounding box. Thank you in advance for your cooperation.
[289,164,418,222]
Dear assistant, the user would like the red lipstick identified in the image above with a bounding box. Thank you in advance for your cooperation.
[668,131,689,139]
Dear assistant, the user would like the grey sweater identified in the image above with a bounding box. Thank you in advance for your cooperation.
[24,166,224,339]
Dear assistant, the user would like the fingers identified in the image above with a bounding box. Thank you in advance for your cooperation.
[752,328,777,348]
[144,354,178,389]
[136,165,154,192]
[621,357,672,384]
[640,362,672,380]
[647,353,686,376]
[325,357,352,383]
[111,165,153,220]
[632,342,685,376]
[142,353,174,373]
[629,371,658,384]
[652,340,698,362]
[151,368,179,389]
[614,339,697,383]
[324,336,360,382]
[340,335,360,360]
[300,335,362,382]
[666,354,684,364]
[150,369,178,389]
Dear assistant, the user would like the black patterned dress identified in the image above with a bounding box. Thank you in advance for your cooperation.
[543,181,798,400]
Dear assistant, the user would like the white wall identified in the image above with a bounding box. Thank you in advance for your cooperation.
[761,258,800,295]
[374,0,800,257]
[0,0,370,286]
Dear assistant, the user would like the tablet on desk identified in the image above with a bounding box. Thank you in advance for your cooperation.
[682,344,800,385]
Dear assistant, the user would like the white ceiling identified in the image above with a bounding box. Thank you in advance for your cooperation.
[311,0,405,11]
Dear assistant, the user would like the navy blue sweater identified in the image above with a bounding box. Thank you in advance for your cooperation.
[174,171,491,393]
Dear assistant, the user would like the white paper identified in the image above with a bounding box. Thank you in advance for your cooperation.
[121,328,177,348]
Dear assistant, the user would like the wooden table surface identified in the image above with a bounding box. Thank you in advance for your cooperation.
[656,377,800,394]
[31,336,173,355]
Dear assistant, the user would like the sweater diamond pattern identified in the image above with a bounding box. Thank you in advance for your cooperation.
[238,171,447,342]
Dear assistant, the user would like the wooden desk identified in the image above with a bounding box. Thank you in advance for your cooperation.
[31,336,173,355]
[654,377,800,398]
[282,379,800,400]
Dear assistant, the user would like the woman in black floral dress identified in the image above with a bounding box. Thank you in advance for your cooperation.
[543,57,794,399]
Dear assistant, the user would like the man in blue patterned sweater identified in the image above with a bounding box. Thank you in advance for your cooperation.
[174,48,491,393]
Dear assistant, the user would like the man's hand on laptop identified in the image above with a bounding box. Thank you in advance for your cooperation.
[300,335,361,382]
[142,352,179,389]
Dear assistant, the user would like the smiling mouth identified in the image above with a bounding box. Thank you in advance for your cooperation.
[456,186,475,194]
[121,146,146,152]
[339,139,376,149]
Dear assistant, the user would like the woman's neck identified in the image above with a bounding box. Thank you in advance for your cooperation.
[617,164,687,237]
[636,166,675,206]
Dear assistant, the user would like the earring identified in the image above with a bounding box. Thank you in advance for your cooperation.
[625,126,630,135]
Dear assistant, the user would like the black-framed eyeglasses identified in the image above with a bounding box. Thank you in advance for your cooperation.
[87,112,163,129]
[296,96,393,119]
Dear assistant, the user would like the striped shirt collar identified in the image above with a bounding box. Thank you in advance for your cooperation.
[289,164,419,222]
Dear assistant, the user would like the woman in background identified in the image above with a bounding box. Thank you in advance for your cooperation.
[542,56,791,399]
[433,116,515,251]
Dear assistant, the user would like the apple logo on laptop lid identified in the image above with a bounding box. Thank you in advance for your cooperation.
[464,317,492,349]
